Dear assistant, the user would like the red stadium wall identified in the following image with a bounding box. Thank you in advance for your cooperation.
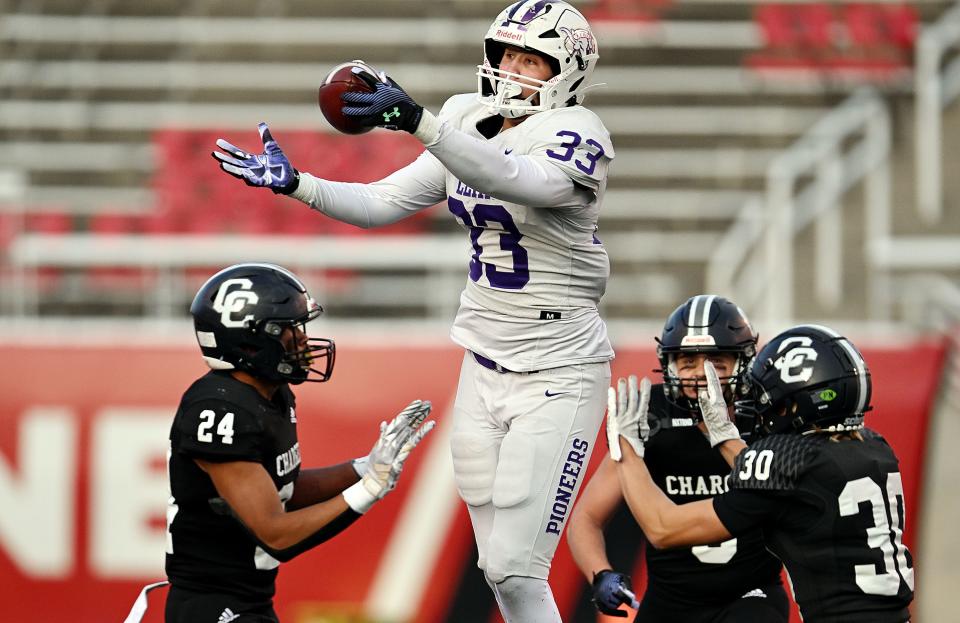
[0,339,945,623]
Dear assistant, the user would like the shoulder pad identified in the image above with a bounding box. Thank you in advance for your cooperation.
[175,398,263,438]
[526,106,614,154]
[731,434,825,491]
[646,384,698,438]
[175,375,265,446]
[517,106,614,193]
[437,93,483,124]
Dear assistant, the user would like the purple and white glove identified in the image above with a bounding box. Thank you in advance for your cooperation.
[212,122,299,194]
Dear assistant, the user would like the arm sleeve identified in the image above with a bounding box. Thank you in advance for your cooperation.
[208,496,361,563]
[419,120,588,208]
[712,489,783,536]
[289,150,447,228]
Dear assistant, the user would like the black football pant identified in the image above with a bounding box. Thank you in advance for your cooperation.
[165,585,280,623]
[634,581,789,623]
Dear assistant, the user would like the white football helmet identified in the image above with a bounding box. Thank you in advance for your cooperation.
[477,0,600,119]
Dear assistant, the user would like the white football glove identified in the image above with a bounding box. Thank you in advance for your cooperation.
[698,361,741,447]
[386,418,434,487]
[606,375,651,461]
[343,400,434,513]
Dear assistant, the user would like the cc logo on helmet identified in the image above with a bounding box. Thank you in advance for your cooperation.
[213,278,260,328]
[772,336,818,384]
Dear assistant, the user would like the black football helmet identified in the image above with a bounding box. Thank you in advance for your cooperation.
[737,324,871,436]
[190,263,335,384]
[656,295,758,416]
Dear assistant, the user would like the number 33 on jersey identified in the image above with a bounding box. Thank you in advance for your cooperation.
[439,93,615,370]
[443,94,613,297]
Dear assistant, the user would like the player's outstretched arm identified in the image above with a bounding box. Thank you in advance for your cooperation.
[212,122,300,195]
[200,459,360,561]
[341,65,593,209]
[568,456,637,617]
[614,446,732,550]
[197,400,433,561]
[698,360,747,467]
[213,116,447,230]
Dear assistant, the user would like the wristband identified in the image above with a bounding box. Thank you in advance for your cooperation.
[342,480,377,514]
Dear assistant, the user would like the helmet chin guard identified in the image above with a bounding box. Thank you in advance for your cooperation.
[477,0,599,118]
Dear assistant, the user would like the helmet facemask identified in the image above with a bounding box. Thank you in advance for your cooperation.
[477,59,558,119]
[256,307,336,384]
[658,348,753,418]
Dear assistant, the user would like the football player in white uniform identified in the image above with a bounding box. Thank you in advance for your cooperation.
[213,2,613,620]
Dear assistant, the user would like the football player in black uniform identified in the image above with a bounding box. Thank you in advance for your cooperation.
[607,324,914,623]
[568,295,788,622]
[164,263,434,623]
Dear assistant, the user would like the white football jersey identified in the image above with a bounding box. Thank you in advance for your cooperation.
[436,94,615,372]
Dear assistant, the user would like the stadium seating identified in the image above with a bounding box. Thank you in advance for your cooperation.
[0,0,958,322]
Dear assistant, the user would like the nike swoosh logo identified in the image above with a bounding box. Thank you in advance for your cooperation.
[504,149,513,155]
[545,390,568,398]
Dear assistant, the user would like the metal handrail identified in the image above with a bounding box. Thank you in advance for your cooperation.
[915,0,960,224]
[707,88,891,326]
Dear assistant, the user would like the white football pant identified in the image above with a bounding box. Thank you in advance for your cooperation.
[450,351,610,584]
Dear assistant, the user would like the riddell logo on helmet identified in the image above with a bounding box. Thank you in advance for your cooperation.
[495,28,524,43]
[681,335,716,347]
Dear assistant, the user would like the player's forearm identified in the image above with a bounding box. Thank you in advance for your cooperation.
[209,490,359,561]
[615,443,684,549]
[716,438,747,468]
[287,462,359,510]
[419,117,581,207]
[616,444,731,549]
[568,458,622,579]
[289,173,416,228]
[567,513,614,579]
[258,495,358,554]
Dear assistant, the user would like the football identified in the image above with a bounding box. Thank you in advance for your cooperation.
[318,60,377,135]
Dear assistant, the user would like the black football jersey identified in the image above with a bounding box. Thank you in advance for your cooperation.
[166,371,301,600]
[640,387,783,605]
[713,429,914,623]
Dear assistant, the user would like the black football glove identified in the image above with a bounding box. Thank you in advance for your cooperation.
[212,122,300,195]
[592,569,637,617]
[341,67,423,134]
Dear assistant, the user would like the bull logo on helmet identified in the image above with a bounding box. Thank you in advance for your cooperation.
[773,337,819,384]
[560,26,597,64]
[213,278,260,328]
